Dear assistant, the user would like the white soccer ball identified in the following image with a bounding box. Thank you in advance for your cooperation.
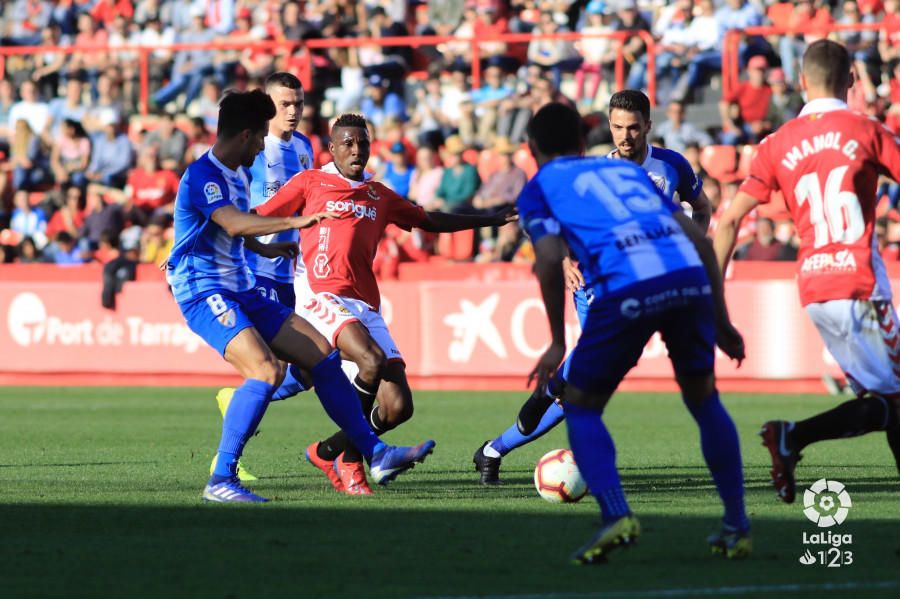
[534,448,588,503]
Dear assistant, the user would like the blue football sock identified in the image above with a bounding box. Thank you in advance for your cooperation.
[310,350,383,460]
[271,364,307,401]
[492,401,565,456]
[684,390,749,531]
[563,402,630,522]
[212,378,276,480]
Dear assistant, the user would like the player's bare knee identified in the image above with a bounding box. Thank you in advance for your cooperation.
[254,357,284,387]
[357,345,386,382]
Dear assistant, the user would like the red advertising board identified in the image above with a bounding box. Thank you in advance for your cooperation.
[0,276,869,386]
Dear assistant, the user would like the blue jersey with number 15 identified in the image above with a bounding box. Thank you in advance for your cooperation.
[518,156,703,300]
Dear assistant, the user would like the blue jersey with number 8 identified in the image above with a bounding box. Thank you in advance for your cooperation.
[518,156,703,299]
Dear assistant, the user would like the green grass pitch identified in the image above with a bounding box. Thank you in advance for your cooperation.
[0,387,898,598]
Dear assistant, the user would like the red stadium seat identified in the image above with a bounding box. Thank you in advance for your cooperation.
[436,229,475,261]
[736,144,757,180]
[477,149,501,182]
[700,145,739,183]
[513,147,537,178]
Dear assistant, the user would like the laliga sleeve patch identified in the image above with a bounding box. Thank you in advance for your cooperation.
[204,182,224,204]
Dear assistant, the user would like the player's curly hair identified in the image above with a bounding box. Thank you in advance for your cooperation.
[332,113,369,134]
[217,89,275,139]
[608,90,651,122]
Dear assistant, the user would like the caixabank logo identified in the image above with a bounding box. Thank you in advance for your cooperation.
[798,479,854,568]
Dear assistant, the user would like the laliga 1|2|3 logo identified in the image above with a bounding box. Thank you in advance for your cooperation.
[798,478,854,568]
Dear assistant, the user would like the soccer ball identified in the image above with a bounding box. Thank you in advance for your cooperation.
[534,449,588,503]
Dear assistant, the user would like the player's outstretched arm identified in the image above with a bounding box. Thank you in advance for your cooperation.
[243,236,300,260]
[417,206,518,233]
[674,211,745,364]
[712,191,759,275]
[528,234,569,391]
[211,205,336,237]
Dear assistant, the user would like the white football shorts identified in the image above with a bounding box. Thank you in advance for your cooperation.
[805,298,900,396]
[294,275,404,364]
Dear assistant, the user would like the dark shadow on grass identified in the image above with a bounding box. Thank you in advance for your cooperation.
[1,503,897,599]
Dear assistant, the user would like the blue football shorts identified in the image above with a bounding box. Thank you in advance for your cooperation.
[179,288,295,356]
[252,274,297,310]
[566,267,715,395]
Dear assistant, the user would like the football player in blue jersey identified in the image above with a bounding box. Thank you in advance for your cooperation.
[473,90,713,485]
[519,102,747,562]
[167,89,434,503]
[211,73,318,481]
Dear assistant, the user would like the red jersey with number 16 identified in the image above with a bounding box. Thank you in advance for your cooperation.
[257,163,427,309]
[739,98,900,306]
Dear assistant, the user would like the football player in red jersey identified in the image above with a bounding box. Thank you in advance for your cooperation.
[259,114,516,494]
[715,40,900,504]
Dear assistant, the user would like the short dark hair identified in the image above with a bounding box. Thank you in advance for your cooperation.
[331,113,369,137]
[217,89,275,139]
[265,71,303,92]
[802,39,851,93]
[608,89,651,122]
[527,102,584,156]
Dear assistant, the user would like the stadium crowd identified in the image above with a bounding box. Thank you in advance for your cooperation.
[1,0,900,270]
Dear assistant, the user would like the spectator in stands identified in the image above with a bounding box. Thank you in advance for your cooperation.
[80,186,124,250]
[203,0,236,35]
[46,230,86,265]
[279,1,310,41]
[101,233,139,308]
[187,78,221,131]
[673,0,764,102]
[50,118,91,189]
[779,0,832,85]
[653,101,713,154]
[627,0,693,96]
[409,146,444,208]
[496,65,544,144]
[121,145,179,225]
[47,77,88,139]
[839,0,881,98]
[31,24,69,101]
[10,190,48,249]
[683,141,703,175]
[765,67,804,129]
[527,10,582,90]
[429,0,465,36]
[0,79,15,145]
[473,137,527,212]
[380,141,414,199]
[574,1,615,108]
[133,0,165,26]
[882,0,900,66]
[90,0,135,28]
[16,236,41,264]
[366,6,412,77]
[360,74,406,129]
[719,55,772,145]
[440,67,472,141]
[734,217,794,261]
[466,62,515,146]
[83,73,125,135]
[4,0,52,46]
[9,119,52,192]
[612,0,651,86]
[139,213,173,265]
[152,6,216,112]
[137,16,175,96]
[85,111,133,189]
[69,10,110,93]
[473,136,526,260]
[8,80,50,141]
[434,135,480,212]
[142,112,187,172]
[474,4,511,63]
[183,116,213,165]
[46,183,86,241]
[885,61,900,135]
[93,227,120,263]
[410,74,447,149]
